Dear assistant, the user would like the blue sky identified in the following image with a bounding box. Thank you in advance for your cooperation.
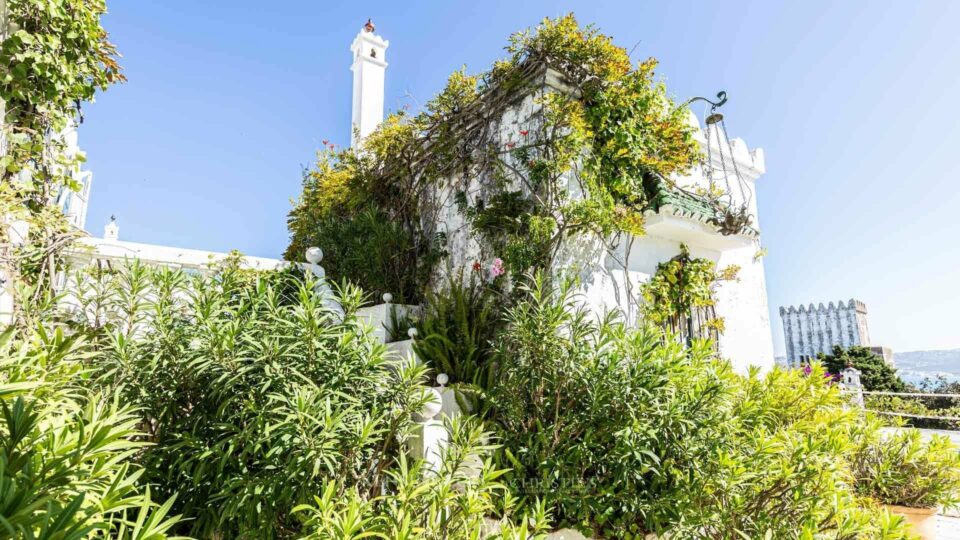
[80,1,960,355]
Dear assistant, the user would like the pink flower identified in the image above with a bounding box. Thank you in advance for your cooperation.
[490,258,505,279]
[520,130,529,136]
[505,142,516,149]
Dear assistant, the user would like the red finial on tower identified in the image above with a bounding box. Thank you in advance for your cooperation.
[363,19,375,33]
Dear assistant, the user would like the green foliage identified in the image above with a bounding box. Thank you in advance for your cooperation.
[641,244,737,338]
[1,0,123,321]
[670,364,904,539]
[486,274,914,539]
[865,394,960,430]
[865,377,960,430]
[287,204,441,303]
[584,58,699,205]
[67,262,434,538]
[852,419,960,509]
[0,327,183,538]
[412,273,504,395]
[295,417,550,540]
[819,346,907,392]
[286,14,701,291]
[487,273,727,537]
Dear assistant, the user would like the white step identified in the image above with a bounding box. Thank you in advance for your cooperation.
[385,339,420,364]
[355,303,420,344]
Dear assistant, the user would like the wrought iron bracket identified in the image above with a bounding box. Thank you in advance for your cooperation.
[681,91,727,112]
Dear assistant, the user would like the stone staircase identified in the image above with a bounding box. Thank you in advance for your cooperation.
[302,249,604,538]
[304,247,421,365]
[355,296,421,364]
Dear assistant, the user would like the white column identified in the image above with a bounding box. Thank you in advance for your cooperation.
[409,388,446,473]
[350,21,389,147]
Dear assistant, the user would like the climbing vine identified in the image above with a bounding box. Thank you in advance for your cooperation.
[287,14,700,297]
[1,0,123,326]
[641,244,739,343]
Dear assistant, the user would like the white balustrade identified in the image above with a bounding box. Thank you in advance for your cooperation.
[303,247,343,318]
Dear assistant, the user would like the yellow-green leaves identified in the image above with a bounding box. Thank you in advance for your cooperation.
[1,0,124,325]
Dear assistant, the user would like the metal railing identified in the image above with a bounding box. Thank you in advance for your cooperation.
[840,374,960,425]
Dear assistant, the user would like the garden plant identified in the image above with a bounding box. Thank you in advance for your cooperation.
[3,3,960,539]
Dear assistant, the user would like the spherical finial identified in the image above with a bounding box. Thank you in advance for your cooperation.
[407,327,418,339]
[420,388,442,420]
[436,373,449,387]
[305,247,323,264]
[363,18,375,33]
[382,292,393,304]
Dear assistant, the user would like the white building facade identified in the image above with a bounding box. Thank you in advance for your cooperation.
[343,22,776,372]
[66,218,283,275]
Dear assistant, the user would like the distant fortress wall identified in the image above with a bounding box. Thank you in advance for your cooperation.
[779,299,872,367]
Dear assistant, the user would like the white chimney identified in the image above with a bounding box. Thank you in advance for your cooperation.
[104,215,119,240]
[350,19,388,147]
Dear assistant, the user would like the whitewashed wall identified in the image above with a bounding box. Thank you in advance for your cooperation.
[432,69,775,373]
[560,232,774,373]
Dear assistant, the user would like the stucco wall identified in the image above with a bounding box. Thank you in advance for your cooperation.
[559,231,775,373]
[431,69,775,373]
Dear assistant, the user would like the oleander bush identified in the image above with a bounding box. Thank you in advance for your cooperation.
[0,327,183,538]
[487,273,914,539]
[670,364,909,539]
[66,262,436,538]
[295,417,550,540]
[852,419,960,510]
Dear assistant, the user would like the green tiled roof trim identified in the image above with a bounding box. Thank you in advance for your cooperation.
[641,174,759,237]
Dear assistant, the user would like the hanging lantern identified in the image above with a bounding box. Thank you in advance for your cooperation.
[685,92,754,236]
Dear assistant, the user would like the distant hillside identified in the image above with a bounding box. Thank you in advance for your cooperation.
[894,348,960,385]
[774,350,960,386]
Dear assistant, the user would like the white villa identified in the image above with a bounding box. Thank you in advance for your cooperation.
[348,22,775,370]
[4,19,776,372]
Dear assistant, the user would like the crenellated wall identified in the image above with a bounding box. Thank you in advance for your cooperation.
[778,299,871,366]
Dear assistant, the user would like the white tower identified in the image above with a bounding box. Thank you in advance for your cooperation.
[104,215,119,241]
[54,119,93,231]
[350,19,388,147]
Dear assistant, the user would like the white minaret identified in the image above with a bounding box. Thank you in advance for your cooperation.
[104,215,119,240]
[350,19,388,147]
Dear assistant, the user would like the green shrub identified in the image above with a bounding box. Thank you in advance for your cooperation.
[285,205,441,304]
[0,327,183,538]
[669,364,908,538]
[866,377,960,430]
[67,263,434,538]
[486,274,913,539]
[819,345,907,392]
[413,273,504,392]
[488,273,736,537]
[295,417,550,540]
[852,420,960,509]
[865,394,960,430]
